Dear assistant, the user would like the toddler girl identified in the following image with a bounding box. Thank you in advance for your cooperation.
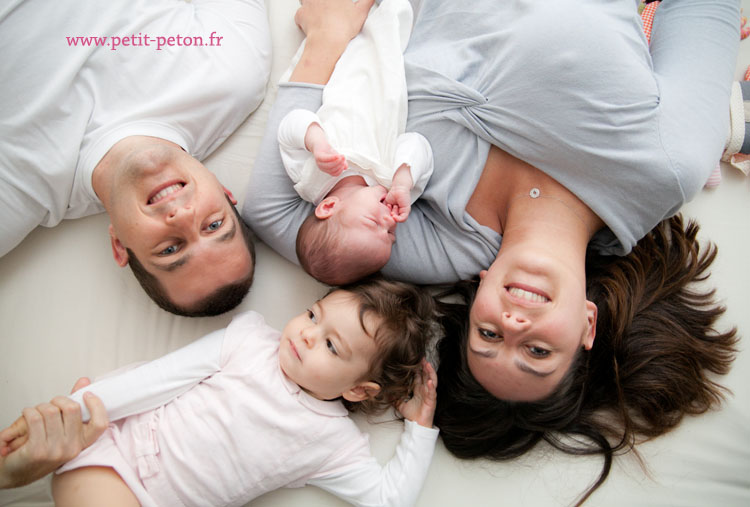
[1,278,439,507]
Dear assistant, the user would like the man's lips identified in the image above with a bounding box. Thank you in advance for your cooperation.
[147,181,185,205]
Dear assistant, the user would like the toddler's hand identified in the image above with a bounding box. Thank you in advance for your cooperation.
[396,360,437,428]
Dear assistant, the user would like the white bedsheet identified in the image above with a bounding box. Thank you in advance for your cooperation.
[1,1,748,506]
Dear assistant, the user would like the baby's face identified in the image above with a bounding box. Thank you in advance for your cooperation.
[336,185,397,257]
[279,291,380,400]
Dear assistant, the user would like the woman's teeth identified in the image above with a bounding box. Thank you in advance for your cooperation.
[508,287,549,303]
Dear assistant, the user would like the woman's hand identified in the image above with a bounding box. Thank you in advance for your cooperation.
[295,0,375,45]
[397,360,438,428]
[290,0,376,84]
[0,378,107,489]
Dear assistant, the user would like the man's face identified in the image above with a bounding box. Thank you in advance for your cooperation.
[107,145,252,309]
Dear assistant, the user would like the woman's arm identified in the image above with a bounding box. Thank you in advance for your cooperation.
[241,0,374,263]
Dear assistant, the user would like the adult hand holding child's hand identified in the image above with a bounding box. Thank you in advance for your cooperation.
[0,378,107,489]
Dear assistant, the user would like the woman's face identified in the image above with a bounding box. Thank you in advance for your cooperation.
[467,249,597,401]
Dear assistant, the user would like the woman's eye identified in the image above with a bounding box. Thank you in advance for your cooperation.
[528,346,550,358]
[307,309,317,323]
[206,219,223,232]
[159,244,179,256]
[478,328,500,340]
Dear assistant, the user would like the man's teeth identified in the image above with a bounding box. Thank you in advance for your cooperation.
[508,287,549,303]
[149,183,183,204]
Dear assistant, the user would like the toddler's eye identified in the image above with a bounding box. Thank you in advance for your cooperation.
[326,339,338,355]
[307,309,317,323]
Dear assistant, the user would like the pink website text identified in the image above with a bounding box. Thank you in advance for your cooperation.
[66,32,223,51]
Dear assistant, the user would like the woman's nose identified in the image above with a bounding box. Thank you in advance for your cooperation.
[502,311,530,333]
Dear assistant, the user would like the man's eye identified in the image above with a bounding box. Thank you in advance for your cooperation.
[528,346,550,358]
[478,328,500,340]
[159,244,179,256]
[326,339,338,356]
[206,219,223,231]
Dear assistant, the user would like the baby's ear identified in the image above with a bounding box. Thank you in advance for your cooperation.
[342,382,381,403]
[315,196,340,219]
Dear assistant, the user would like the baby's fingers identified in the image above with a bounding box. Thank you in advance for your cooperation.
[0,416,29,456]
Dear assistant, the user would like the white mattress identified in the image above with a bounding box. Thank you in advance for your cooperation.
[1,1,748,505]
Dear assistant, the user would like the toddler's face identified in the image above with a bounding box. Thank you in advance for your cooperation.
[279,291,380,400]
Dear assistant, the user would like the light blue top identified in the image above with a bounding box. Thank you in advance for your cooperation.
[243,0,739,284]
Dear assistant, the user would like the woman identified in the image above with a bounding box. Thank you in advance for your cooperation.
[243,0,740,501]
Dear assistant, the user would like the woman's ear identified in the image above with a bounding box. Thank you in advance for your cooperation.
[315,196,340,219]
[342,381,381,403]
[109,224,129,267]
[583,300,597,350]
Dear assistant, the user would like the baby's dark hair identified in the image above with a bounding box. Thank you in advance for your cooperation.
[297,214,389,285]
[334,277,436,415]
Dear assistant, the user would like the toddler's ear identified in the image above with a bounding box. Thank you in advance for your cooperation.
[315,196,340,219]
[342,382,380,402]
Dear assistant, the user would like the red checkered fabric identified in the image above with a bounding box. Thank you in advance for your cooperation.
[641,1,660,44]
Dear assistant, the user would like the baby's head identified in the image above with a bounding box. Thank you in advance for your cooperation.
[296,185,397,285]
[278,277,436,415]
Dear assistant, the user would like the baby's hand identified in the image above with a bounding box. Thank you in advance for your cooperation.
[0,416,28,457]
[386,163,414,222]
[314,144,347,177]
[304,122,347,176]
[396,360,438,428]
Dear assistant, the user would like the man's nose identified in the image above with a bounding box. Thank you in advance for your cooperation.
[166,205,195,226]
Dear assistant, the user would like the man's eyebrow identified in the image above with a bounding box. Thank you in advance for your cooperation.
[153,215,237,273]
[515,359,554,378]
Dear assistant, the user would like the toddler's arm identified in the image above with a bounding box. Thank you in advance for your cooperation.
[0,329,225,461]
[307,360,439,507]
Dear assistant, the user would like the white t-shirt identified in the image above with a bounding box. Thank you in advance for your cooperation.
[0,0,271,257]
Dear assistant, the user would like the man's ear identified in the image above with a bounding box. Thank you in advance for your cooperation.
[223,186,238,205]
[583,300,597,350]
[342,381,381,403]
[109,224,129,267]
[314,196,340,220]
